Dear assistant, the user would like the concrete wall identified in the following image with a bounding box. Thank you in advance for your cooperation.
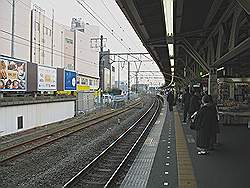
[0,101,74,136]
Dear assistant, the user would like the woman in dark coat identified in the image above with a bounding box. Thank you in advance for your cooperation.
[208,95,220,148]
[194,95,218,155]
[167,90,174,112]
[189,91,201,117]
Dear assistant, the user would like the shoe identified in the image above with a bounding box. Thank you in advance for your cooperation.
[197,150,209,155]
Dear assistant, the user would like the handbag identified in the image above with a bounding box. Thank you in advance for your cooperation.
[189,118,196,130]
[189,111,198,130]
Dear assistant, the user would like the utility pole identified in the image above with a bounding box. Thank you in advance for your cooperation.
[90,35,107,105]
[135,71,138,94]
[11,0,15,57]
[100,35,104,105]
[51,9,54,67]
[127,60,130,100]
[118,63,120,89]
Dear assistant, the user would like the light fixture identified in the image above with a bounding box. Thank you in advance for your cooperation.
[170,59,174,67]
[217,67,224,71]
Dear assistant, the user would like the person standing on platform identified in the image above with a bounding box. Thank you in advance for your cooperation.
[207,95,220,150]
[189,91,201,117]
[194,95,218,155]
[182,88,191,123]
[167,90,174,112]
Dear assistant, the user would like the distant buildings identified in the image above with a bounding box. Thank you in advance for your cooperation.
[0,0,100,92]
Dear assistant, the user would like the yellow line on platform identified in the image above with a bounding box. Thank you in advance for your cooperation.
[174,110,197,188]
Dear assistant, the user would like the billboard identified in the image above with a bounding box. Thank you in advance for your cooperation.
[0,56,26,91]
[37,65,57,91]
[64,70,77,91]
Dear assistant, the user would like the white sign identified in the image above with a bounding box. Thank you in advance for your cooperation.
[37,65,57,91]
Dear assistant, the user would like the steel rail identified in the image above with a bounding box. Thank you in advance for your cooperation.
[104,98,161,187]
[0,99,143,163]
[63,96,162,187]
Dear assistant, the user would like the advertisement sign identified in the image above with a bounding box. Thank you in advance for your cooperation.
[0,56,26,91]
[38,65,57,91]
[64,70,77,91]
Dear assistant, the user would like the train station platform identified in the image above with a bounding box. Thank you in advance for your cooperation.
[120,99,250,188]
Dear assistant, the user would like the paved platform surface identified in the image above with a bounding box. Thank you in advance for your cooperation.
[180,110,250,188]
[120,102,250,188]
[120,104,170,188]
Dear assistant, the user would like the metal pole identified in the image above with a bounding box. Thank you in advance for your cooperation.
[135,71,138,94]
[118,62,120,89]
[11,0,15,57]
[99,35,104,105]
[109,65,112,89]
[51,9,54,66]
[127,60,130,100]
[73,30,76,70]
[30,10,34,63]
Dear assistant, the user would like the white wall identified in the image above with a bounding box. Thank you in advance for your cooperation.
[15,0,31,61]
[53,22,64,68]
[0,101,75,136]
[0,0,12,56]
[76,25,99,79]
[0,0,31,61]
[32,9,53,66]
[63,28,74,70]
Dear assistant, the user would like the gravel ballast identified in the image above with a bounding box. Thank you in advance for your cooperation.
[0,96,154,187]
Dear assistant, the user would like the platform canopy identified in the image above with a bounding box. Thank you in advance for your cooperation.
[116,0,172,84]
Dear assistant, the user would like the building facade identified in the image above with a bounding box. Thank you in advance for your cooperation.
[0,0,31,61]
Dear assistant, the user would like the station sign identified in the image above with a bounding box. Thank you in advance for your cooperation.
[0,56,26,91]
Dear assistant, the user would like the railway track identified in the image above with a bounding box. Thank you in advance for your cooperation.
[63,96,162,188]
[0,98,143,163]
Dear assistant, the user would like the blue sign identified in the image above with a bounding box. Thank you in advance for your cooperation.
[64,70,77,91]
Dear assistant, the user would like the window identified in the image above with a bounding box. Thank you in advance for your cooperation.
[81,78,88,85]
[65,38,73,44]
[17,116,23,129]
[89,79,93,86]
[35,22,40,32]
[48,29,52,36]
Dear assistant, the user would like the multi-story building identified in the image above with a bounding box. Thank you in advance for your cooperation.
[75,21,99,91]
[102,50,116,90]
[0,2,101,135]
[0,0,31,61]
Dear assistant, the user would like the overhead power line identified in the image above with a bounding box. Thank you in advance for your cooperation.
[100,0,141,52]
[76,0,132,52]
[0,30,97,65]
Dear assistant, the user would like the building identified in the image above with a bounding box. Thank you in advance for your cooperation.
[75,22,99,91]
[102,50,116,90]
[0,2,100,135]
[0,0,31,61]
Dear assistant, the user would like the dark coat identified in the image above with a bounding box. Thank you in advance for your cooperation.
[167,92,174,106]
[194,104,218,149]
[189,95,201,115]
[182,92,191,109]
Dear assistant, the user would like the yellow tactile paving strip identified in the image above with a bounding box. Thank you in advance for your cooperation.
[174,110,197,188]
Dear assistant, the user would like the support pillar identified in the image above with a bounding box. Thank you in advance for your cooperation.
[208,68,218,101]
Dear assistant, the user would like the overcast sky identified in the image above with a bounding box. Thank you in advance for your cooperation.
[31,0,164,83]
